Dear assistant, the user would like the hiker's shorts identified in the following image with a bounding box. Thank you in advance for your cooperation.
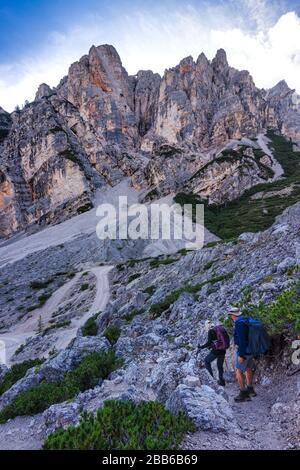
[235,352,254,372]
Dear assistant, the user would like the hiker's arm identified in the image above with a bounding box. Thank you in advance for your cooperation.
[235,322,248,358]
[198,329,213,350]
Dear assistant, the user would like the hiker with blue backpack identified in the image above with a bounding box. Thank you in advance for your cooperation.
[229,306,270,402]
[198,320,230,386]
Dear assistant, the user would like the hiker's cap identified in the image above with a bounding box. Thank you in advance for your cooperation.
[228,307,242,316]
[204,320,215,332]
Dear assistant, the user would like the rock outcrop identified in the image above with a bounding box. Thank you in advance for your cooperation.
[1,45,300,238]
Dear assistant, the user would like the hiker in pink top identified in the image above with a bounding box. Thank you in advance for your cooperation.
[198,320,230,386]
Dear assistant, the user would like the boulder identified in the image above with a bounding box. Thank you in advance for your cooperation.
[166,384,237,432]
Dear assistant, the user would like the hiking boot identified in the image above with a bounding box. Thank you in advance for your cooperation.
[218,379,226,386]
[234,390,251,402]
[247,386,257,397]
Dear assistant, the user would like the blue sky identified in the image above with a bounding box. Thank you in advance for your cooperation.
[1,0,300,110]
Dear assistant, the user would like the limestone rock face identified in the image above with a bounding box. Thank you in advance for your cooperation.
[265,80,300,144]
[35,83,53,100]
[187,146,274,204]
[1,45,300,237]
[153,49,266,149]
[0,107,12,143]
[58,45,137,146]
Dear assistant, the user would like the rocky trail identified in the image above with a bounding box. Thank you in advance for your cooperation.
[0,363,296,450]
[183,376,297,450]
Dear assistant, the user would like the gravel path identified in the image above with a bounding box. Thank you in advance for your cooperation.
[0,265,112,364]
[182,382,288,450]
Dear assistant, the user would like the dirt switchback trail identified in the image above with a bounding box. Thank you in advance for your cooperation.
[0,266,113,364]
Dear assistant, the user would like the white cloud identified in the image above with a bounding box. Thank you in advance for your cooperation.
[0,4,300,112]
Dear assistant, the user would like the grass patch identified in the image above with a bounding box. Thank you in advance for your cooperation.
[0,350,122,423]
[43,400,195,450]
[0,359,45,396]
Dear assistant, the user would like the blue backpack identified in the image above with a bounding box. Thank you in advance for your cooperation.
[245,318,270,356]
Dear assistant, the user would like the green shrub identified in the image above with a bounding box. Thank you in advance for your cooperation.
[175,132,300,239]
[104,325,121,345]
[38,293,51,305]
[82,312,101,337]
[242,283,300,335]
[0,351,122,423]
[150,272,234,317]
[149,258,177,269]
[143,286,155,296]
[123,309,144,323]
[209,272,234,284]
[0,359,45,396]
[128,273,141,283]
[14,343,25,356]
[286,264,299,276]
[204,260,217,271]
[43,400,195,450]
[30,279,53,289]
[80,283,89,291]
[42,320,71,336]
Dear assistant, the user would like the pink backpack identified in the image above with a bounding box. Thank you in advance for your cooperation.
[212,326,230,351]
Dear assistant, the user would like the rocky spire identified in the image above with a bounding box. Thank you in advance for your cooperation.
[211,48,228,72]
[35,83,52,100]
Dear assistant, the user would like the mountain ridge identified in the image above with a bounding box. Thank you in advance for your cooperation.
[1,44,300,238]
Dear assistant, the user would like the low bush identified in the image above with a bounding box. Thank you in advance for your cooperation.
[143,286,155,296]
[82,312,101,337]
[149,258,177,269]
[123,309,144,323]
[0,359,45,396]
[42,320,71,336]
[128,273,141,283]
[242,284,300,335]
[43,400,195,450]
[80,283,89,291]
[223,282,300,335]
[30,279,53,289]
[104,325,121,345]
[0,350,122,423]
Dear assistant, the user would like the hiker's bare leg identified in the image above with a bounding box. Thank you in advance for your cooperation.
[236,368,246,390]
[245,368,253,387]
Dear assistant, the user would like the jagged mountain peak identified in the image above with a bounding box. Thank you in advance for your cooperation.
[267,79,294,97]
[1,44,300,239]
[35,83,52,100]
[211,48,228,69]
